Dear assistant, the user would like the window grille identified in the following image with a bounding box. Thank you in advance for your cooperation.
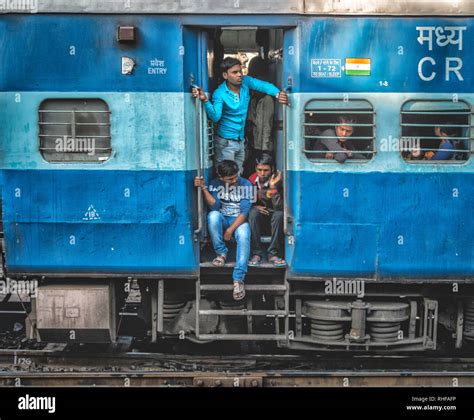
[39,99,111,163]
[304,99,375,163]
[401,100,471,163]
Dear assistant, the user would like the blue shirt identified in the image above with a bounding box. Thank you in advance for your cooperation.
[208,177,254,217]
[204,76,280,140]
[432,140,454,160]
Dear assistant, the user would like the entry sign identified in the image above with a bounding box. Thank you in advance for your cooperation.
[311,59,342,78]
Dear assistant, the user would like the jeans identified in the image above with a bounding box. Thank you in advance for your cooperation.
[248,207,284,258]
[215,135,245,173]
[207,210,250,283]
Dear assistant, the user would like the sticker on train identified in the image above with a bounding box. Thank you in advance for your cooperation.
[345,58,371,76]
[311,58,342,78]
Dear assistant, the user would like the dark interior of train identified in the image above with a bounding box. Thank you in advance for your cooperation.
[200,27,285,265]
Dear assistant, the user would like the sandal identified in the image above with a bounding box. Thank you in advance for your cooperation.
[212,255,226,267]
[269,256,287,267]
[248,255,262,266]
[233,281,246,301]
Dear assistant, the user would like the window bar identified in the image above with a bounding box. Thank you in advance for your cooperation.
[71,110,76,141]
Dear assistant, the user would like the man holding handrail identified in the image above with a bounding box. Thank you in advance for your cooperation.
[192,57,288,173]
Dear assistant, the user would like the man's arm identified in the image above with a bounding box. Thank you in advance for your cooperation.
[224,214,248,241]
[319,132,349,163]
[223,188,251,240]
[203,94,223,123]
[194,177,219,209]
[244,76,288,104]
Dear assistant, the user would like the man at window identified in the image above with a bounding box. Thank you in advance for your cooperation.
[311,116,366,163]
[424,124,458,161]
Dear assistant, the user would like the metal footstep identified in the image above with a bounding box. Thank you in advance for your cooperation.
[195,279,290,342]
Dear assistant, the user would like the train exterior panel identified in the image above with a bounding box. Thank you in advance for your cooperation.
[284,17,473,278]
[0,16,204,274]
[0,1,473,348]
[0,14,472,278]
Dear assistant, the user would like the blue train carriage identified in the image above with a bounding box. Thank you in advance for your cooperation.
[0,0,472,351]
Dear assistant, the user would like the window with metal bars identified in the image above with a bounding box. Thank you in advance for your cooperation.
[401,100,472,163]
[304,99,375,163]
[39,99,112,163]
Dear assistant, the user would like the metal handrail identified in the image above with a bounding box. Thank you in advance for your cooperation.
[193,94,203,241]
[282,85,291,236]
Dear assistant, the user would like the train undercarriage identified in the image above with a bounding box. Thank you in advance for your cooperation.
[11,266,474,354]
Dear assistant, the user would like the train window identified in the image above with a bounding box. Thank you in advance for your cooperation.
[39,99,112,163]
[304,99,375,163]
[401,100,472,163]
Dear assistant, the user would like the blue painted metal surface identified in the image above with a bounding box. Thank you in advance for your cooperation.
[2,170,198,273]
[1,16,471,93]
[0,14,472,279]
[288,18,472,93]
[287,171,474,277]
[0,16,183,92]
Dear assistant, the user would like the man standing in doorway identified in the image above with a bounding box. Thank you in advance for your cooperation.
[192,57,288,173]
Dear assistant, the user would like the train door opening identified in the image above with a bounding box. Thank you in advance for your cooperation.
[195,27,287,268]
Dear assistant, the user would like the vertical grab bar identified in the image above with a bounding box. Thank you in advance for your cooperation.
[194,93,203,241]
[282,85,292,236]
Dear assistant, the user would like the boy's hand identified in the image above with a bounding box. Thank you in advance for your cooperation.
[192,87,208,102]
[194,176,205,188]
[269,170,281,188]
[255,205,270,216]
[224,228,234,241]
[277,91,289,105]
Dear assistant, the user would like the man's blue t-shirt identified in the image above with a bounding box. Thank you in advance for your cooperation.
[208,177,254,218]
[203,76,280,140]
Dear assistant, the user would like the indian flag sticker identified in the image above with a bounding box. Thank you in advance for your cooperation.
[345,58,371,76]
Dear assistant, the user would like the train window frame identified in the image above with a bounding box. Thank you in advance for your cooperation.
[303,99,376,164]
[38,98,112,164]
[400,99,472,165]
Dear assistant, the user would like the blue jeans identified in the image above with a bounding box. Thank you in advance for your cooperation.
[215,136,245,174]
[207,210,250,283]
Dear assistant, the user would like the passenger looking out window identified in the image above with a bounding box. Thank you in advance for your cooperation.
[309,116,366,163]
[406,124,460,161]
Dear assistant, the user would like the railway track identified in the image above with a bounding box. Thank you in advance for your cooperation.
[1,347,474,387]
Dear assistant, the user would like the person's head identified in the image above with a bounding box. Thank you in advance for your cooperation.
[435,124,460,139]
[335,116,356,142]
[255,154,274,182]
[248,56,268,81]
[217,160,239,186]
[220,57,243,87]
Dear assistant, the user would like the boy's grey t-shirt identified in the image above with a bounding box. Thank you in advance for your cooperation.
[208,177,253,218]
